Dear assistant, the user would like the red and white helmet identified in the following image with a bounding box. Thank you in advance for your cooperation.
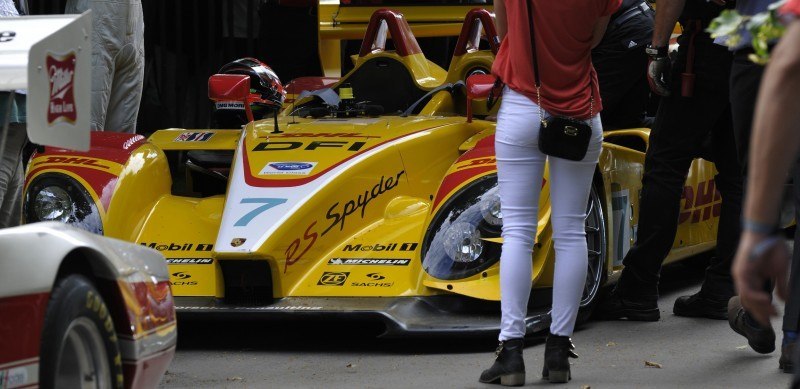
[218,57,285,109]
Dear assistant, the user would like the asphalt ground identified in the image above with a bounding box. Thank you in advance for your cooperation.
[161,262,792,388]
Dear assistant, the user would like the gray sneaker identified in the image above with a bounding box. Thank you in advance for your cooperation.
[727,296,776,354]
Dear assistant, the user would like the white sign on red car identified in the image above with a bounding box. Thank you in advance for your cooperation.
[0,13,91,151]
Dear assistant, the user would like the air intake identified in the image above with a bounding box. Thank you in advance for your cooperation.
[220,260,273,306]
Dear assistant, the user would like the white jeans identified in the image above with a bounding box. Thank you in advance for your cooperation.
[496,88,603,340]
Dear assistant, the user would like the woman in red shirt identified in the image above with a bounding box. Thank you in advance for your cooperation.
[479,0,620,385]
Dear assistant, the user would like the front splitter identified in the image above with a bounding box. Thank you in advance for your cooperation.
[175,295,551,338]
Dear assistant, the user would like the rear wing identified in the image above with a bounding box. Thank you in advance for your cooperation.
[0,12,91,151]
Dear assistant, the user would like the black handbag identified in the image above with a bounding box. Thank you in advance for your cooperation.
[526,0,593,161]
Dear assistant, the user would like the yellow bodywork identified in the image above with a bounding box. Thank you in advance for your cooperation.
[23,8,720,307]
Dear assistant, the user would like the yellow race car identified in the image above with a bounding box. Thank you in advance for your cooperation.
[23,9,721,337]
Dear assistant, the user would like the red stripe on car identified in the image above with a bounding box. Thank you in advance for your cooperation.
[0,293,49,366]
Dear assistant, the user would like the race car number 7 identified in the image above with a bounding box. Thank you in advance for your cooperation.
[234,198,287,226]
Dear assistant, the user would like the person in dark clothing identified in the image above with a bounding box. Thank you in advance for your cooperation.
[593,0,654,130]
[726,1,800,385]
[597,0,745,324]
[722,0,799,370]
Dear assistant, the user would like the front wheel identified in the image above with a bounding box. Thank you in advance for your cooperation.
[39,274,123,389]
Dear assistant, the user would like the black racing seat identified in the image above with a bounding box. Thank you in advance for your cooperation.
[345,56,428,114]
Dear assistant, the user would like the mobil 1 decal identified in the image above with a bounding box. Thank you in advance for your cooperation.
[321,170,405,236]
[140,242,214,251]
[341,242,418,252]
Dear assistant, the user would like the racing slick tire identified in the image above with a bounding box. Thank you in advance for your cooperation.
[39,274,124,389]
[577,184,607,323]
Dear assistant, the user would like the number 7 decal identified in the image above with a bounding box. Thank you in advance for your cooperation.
[235,198,287,226]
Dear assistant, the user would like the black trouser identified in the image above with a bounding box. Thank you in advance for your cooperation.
[788,164,800,333]
[729,51,799,333]
[592,9,653,130]
[617,32,743,301]
[729,52,765,175]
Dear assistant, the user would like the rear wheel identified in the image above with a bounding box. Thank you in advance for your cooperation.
[39,274,123,389]
[577,185,607,320]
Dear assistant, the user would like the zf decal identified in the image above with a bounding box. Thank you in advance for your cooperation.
[252,140,367,152]
[322,171,405,236]
[175,132,214,142]
[317,272,349,286]
[342,242,418,252]
[141,242,214,251]
[328,258,411,266]
[166,258,213,264]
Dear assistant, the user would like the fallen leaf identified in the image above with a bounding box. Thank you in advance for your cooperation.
[606,342,616,347]
[582,386,591,389]
[736,345,748,350]
[227,376,243,381]
[346,363,356,368]
[645,361,662,368]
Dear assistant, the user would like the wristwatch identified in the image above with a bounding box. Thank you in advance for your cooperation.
[645,44,668,58]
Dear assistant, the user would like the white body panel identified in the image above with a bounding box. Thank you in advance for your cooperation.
[0,222,168,298]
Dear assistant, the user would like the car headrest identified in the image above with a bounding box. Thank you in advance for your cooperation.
[454,8,501,57]
[359,9,422,58]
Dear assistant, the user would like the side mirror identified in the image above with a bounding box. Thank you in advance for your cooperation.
[208,74,255,122]
[466,74,499,122]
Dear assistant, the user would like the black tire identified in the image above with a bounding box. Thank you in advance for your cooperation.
[577,185,608,323]
[39,274,123,389]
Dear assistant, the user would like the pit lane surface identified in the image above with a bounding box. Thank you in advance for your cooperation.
[162,263,791,388]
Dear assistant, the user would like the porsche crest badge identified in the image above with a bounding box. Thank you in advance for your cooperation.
[231,238,246,247]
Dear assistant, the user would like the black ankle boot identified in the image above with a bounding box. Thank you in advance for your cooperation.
[542,333,578,383]
[479,338,525,386]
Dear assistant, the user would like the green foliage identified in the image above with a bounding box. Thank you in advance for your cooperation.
[707,0,787,64]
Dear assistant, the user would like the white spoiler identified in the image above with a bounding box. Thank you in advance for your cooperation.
[0,12,91,151]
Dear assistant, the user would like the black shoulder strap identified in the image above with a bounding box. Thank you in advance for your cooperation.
[525,0,540,88]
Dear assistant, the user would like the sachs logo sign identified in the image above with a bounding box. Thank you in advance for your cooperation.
[46,52,77,125]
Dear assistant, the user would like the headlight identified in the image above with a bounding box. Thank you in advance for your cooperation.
[25,174,103,234]
[34,186,73,222]
[479,186,502,226]
[442,221,484,263]
[422,175,501,280]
